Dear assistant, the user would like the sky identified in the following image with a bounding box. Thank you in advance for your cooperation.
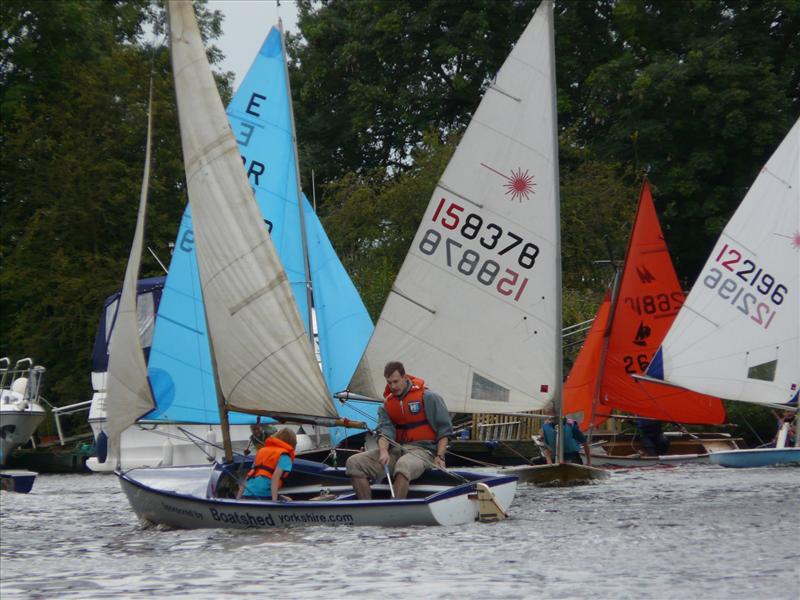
[207,0,299,91]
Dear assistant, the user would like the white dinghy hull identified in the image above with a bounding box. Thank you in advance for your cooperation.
[118,460,518,528]
[709,447,800,468]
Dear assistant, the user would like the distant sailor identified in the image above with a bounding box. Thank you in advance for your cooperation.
[636,418,670,456]
[345,361,453,499]
[540,416,592,465]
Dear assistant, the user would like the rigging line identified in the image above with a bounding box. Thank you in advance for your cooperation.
[634,378,704,438]
[739,414,767,447]
[495,440,538,465]
[441,450,502,469]
[334,396,380,425]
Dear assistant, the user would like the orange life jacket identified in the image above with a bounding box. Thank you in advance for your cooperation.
[246,437,296,489]
[383,375,437,444]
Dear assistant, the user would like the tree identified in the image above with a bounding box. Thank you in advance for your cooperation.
[567,0,799,278]
[0,0,227,409]
[292,0,799,284]
[289,0,539,193]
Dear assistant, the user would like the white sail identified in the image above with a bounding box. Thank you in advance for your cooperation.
[349,3,559,413]
[167,1,336,418]
[648,119,800,407]
[106,88,156,456]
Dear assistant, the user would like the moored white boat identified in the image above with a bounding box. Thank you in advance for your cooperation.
[0,358,47,466]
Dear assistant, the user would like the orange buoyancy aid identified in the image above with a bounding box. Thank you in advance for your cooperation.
[383,375,437,444]
[246,437,296,489]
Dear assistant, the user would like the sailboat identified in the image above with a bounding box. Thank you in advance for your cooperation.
[342,1,605,486]
[643,118,799,468]
[562,180,741,466]
[111,0,516,528]
[89,17,377,472]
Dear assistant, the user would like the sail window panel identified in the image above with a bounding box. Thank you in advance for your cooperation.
[748,360,777,382]
[105,299,120,344]
[471,373,510,403]
[137,292,156,348]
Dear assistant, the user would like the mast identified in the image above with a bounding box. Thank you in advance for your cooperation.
[544,0,565,464]
[586,264,619,446]
[279,18,315,346]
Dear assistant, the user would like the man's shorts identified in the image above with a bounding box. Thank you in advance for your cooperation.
[345,444,433,481]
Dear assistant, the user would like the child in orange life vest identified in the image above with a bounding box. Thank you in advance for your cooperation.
[238,427,297,501]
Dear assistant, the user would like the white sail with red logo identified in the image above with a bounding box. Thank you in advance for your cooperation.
[348,3,560,414]
[646,119,799,408]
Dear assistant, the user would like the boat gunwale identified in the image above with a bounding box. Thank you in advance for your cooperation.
[117,466,518,510]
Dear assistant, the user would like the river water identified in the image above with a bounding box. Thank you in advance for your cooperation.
[1,464,798,599]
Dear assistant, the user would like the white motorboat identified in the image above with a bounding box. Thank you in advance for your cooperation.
[0,358,47,465]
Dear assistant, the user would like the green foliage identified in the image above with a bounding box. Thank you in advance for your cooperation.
[289,0,539,195]
[560,157,640,290]
[561,0,799,278]
[0,0,226,408]
[2,0,797,427]
[321,132,456,318]
[723,400,782,448]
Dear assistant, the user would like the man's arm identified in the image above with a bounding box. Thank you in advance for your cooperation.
[376,405,394,465]
[424,390,452,467]
[271,467,284,501]
[581,440,592,466]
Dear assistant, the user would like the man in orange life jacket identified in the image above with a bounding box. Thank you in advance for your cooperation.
[346,361,453,500]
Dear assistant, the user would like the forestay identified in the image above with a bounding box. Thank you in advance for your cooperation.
[168,1,335,418]
[106,87,157,455]
[348,5,559,413]
[647,119,799,407]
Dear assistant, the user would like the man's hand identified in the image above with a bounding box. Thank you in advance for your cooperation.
[434,455,446,469]
[378,449,390,465]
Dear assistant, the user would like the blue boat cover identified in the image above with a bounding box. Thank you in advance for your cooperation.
[92,276,165,373]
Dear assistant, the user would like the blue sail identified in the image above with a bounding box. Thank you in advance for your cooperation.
[147,26,377,435]
[304,196,378,444]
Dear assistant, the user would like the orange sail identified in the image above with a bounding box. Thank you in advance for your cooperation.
[564,180,726,430]
[563,292,612,430]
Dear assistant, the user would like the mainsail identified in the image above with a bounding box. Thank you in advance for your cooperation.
[563,181,727,429]
[105,87,157,455]
[167,0,335,418]
[149,19,372,426]
[348,4,560,414]
[646,119,799,407]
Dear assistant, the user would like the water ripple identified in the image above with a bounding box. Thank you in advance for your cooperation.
[1,466,799,599]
